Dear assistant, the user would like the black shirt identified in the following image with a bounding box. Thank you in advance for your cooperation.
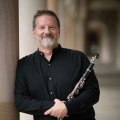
[14,45,100,120]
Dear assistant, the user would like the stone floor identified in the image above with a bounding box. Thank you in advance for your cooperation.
[94,73,120,120]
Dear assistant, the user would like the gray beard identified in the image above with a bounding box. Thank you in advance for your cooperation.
[36,37,58,49]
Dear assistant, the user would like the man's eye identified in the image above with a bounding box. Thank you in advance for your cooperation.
[39,27,45,30]
[49,27,55,30]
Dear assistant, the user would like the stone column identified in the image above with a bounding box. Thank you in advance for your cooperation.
[63,0,87,52]
[76,0,88,52]
[116,9,120,69]
[0,0,19,120]
[100,30,111,64]
[63,0,76,49]
[47,0,58,13]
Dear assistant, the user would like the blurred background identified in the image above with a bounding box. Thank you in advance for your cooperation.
[0,0,120,120]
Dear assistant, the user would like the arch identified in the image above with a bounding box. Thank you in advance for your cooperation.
[87,20,111,64]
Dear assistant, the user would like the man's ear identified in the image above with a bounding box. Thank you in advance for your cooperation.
[33,30,36,38]
[33,29,35,35]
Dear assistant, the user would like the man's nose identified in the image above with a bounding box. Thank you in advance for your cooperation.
[44,27,50,34]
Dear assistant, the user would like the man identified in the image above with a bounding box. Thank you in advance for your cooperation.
[14,10,100,120]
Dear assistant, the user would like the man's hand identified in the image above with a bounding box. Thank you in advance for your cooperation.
[44,99,68,119]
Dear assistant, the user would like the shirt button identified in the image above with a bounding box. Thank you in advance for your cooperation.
[48,64,51,66]
[49,77,52,80]
[50,92,53,94]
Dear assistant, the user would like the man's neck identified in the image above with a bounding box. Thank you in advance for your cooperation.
[38,47,53,61]
[38,44,59,61]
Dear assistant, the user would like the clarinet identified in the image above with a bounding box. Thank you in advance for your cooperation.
[67,53,99,101]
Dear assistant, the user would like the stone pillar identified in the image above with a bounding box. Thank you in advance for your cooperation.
[63,0,87,52]
[0,0,19,120]
[76,0,88,52]
[100,30,111,64]
[63,0,76,49]
[47,0,58,13]
[19,0,46,120]
[116,9,120,69]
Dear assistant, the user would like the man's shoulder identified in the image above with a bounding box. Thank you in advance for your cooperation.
[61,47,83,56]
[61,47,88,61]
[18,51,37,65]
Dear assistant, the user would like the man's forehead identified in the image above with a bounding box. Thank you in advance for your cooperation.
[35,15,58,26]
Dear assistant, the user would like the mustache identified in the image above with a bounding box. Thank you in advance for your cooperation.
[35,36,53,41]
[42,33,54,38]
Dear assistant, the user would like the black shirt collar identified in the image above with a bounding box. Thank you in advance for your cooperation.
[37,44,61,56]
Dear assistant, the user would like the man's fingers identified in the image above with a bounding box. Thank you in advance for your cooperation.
[54,98,59,103]
[44,108,52,115]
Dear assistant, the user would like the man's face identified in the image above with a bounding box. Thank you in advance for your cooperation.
[33,15,60,49]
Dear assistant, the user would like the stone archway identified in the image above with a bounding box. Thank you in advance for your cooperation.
[87,20,111,64]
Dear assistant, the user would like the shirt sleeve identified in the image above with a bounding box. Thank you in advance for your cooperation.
[64,53,100,114]
[14,60,54,116]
